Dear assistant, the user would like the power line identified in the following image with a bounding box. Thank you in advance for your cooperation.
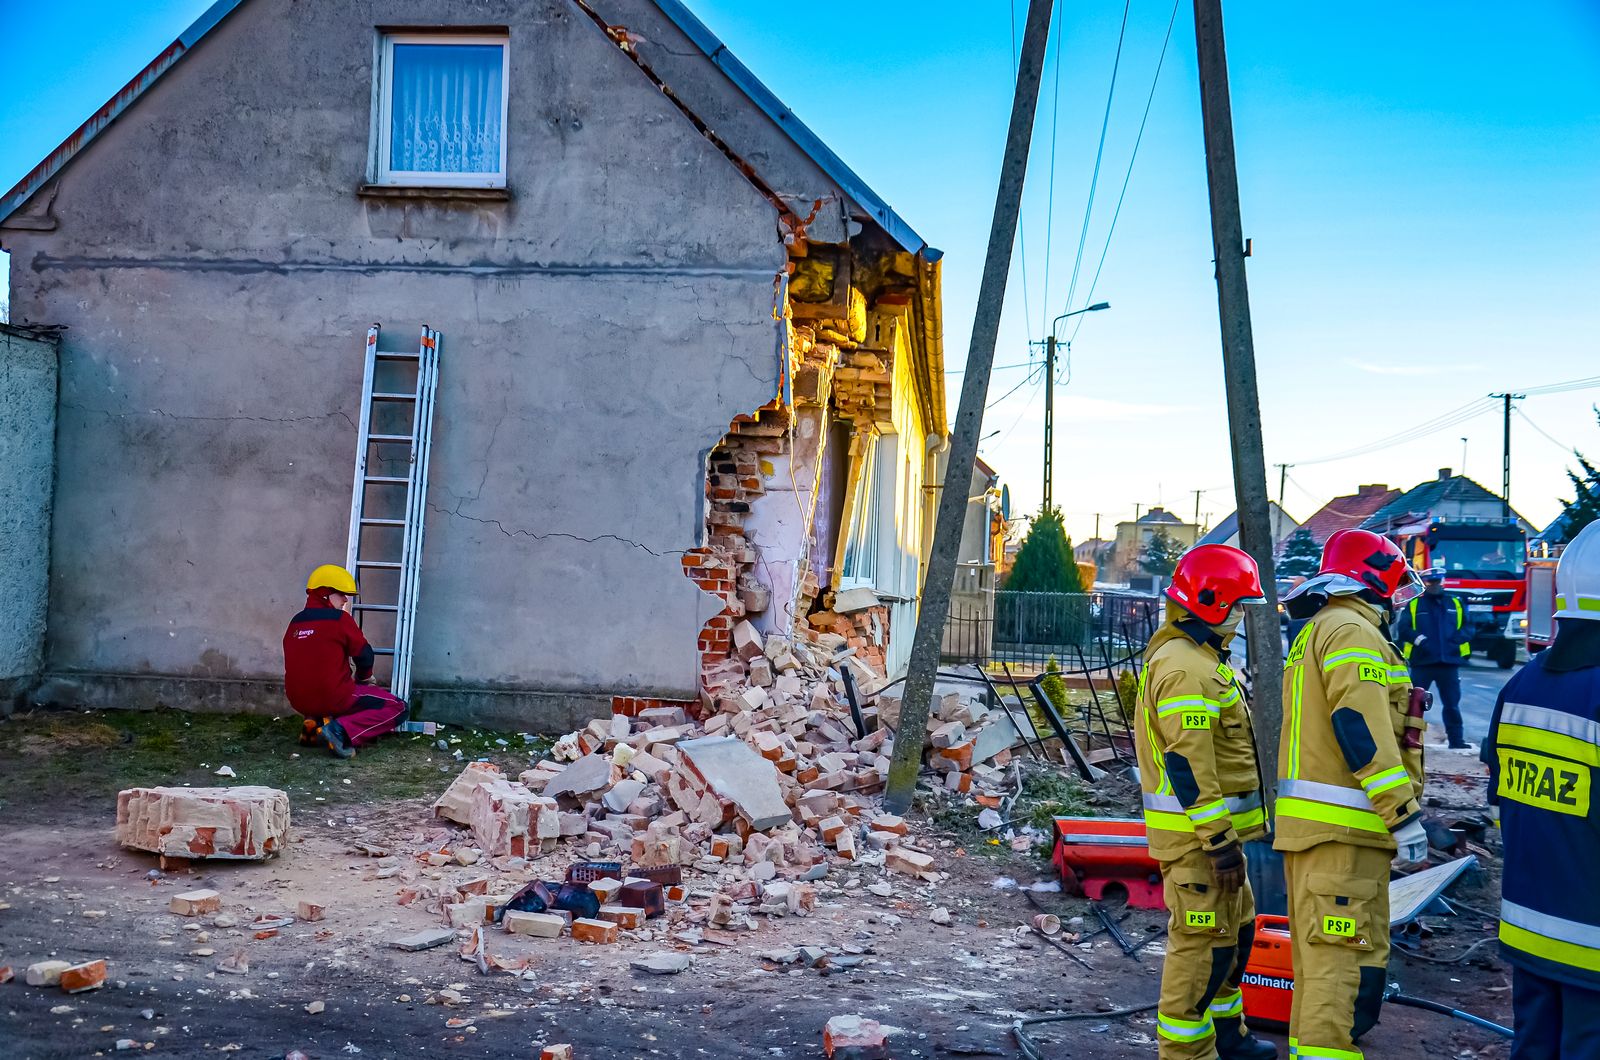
[1068,0,1182,346]
[986,362,1046,410]
[1037,0,1065,339]
[1514,406,1576,454]
[1291,397,1498,466]
[1009,0,1036,343]
[1058,0,1134,325]
[946,359,1041,375]
[1518,374,1600,397]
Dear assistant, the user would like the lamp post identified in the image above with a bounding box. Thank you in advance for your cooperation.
[1041,302,1109,512]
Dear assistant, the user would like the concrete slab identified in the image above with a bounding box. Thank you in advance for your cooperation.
[677,735,792,830]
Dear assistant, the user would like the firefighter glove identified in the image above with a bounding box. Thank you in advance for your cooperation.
[1393,817,1428,866]
[1206,839,1247,895]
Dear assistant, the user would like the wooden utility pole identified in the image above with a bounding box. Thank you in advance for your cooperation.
[883,0,1054,814]
[1193,0,1284,790]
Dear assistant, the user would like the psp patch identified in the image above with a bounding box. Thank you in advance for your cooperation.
[1358,662,1387,684]
[1322,915,1357,938]
[1498,748,1590,816]
[1187,910,1217,929]
[1181,712,1213,731]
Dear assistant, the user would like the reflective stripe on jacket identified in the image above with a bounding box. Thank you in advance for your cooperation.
[1398,593,1471,664]
[1274,596,1422,854]
[1486,653,1600,989]
[1135,607,1268,860]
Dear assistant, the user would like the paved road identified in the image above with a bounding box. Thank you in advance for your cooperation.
[1411,654,1520,748]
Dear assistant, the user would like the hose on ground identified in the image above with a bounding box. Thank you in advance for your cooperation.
[1394,936,1501,966]
[1385,989,1513,1039]
[1011,1002,1158,1060]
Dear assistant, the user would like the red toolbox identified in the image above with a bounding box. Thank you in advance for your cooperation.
[1240,914,1295,1027]
[1050,817,1164,909]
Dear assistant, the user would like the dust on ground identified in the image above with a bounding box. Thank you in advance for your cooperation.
[0,709,1512,1059]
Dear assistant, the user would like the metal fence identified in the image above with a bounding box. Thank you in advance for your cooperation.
[942,589,1160,670]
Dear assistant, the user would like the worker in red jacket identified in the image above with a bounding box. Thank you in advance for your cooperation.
[284,564,407,757]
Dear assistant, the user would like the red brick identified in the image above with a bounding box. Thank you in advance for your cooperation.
[571,918,619,944]
[59,960,107,994]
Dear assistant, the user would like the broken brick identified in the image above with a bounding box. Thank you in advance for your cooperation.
[169,890,222,917]
[117,786,289,861]
[59,959,107,994]
[571,917,619,944]
[504,911,566,938]
[823,1014,888,1059]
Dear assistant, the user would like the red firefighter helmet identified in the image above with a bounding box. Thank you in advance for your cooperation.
[1165,544,1266,624]
[1285,528,1422,604]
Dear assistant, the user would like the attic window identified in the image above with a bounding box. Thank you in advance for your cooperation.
[373,33,508,188]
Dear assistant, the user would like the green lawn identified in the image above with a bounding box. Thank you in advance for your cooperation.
[0,708,550,814]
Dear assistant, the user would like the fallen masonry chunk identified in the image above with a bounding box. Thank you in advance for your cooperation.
[503,911,566,938]
[543,755,613,800]
[541,1047,574,1060]
[25,960,72,987]
[216,949,249,975]
[885,849,935,877]
[571,918,619,945]
[629,951,692,975]
[117,786,289,861]
[468,777,557,858]
[390,928,458,952]
[869,814,906,837]
[823,1014,889,1059]
[297,900,327,922]
[60,959,107,994]
[676,736,792,830]
[432,761,503,824]
[598,905,644,930]
[169,889,223,916]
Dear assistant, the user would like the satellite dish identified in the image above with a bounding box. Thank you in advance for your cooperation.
[1000,485,1011,520]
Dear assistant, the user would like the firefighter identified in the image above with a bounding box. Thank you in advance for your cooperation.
[1395,566,1472,748]
[283,564,408,757]
[1276,529,1430,1060]
[1135,544,1277,1060]
[1483,520,1600,1057]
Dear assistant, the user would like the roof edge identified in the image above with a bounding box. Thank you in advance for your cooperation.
[0,0,247,225]
[649,0,934,259]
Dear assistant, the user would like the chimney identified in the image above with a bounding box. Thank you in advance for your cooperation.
[1438,468,1452,481]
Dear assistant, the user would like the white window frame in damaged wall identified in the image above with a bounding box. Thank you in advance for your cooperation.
[371,32,510,188]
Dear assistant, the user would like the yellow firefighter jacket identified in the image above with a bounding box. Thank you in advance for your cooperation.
[1136,607,1268,861]
[1274,595,1424,853]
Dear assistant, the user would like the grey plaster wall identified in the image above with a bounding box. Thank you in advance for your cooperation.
[0,0,853,725]
[0,326,58,704]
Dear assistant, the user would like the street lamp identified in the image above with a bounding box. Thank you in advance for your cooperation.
[1040,302,1110,511]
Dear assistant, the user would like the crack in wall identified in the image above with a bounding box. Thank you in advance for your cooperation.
[63,403,355,428]
[427,502,677,558]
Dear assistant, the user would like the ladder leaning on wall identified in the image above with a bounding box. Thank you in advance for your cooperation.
[344,323,441,732]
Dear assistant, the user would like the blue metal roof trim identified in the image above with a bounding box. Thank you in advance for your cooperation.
[0,0,248,225]
[649,0,934,258]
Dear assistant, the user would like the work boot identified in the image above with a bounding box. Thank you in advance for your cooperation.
[323,720,356,759]
[1448,738,1471,750]
[1215,1017,1278,1060]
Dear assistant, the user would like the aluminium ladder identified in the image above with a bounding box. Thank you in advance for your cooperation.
[344,324,440,723]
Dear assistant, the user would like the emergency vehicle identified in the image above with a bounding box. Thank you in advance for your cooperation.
[1522,543,1562,653]
[1391,518,1527,668]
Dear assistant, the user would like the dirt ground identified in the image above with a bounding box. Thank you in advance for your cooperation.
[0,709,1512,1059]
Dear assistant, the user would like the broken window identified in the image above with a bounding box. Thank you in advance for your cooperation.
[373,33,509,187]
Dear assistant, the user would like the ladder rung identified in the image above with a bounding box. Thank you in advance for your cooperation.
[371,647,395,656]
[371,392,417,402]
[376,351,419,361]
[356,560,402,569]
[353,603,399,612]
[360,517,406,526]
[368,433,414,443]
[364,475,409,484]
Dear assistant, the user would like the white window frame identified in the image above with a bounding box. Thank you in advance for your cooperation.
[839,438,882,591]
[373,32,510,188]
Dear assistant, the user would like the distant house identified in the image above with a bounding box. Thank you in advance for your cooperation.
[1110,507,1198,583]
[1360,469,1535,536]
[1197,503,1299,550]
[1291,483,1400,551]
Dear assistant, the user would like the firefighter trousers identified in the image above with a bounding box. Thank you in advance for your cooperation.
[1157,847,1259,1060]
[1284,841,1392,1059]
[1510,965,1600,1060]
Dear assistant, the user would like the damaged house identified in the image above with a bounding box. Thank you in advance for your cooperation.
[0,0,945,727]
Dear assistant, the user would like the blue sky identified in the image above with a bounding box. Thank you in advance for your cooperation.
[4,0,1598,539]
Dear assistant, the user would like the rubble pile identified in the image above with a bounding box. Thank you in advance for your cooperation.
[407,622,1025,951]
[115,786,290,862]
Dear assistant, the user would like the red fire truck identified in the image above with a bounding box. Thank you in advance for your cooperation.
[1523,546,1562,653]
[1392,518,1527,668]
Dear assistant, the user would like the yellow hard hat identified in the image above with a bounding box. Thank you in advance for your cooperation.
[306,564,358,595]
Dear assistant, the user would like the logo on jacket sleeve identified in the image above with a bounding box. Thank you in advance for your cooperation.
[1358,662,1386,684]
[295,629,315,640]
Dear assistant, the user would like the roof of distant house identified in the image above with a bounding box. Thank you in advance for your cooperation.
[1137,507,1183,525]
[0,0,934,259]
[1294,484,1400,546]
[1197,502,1298,547]
[1360,473,1531,533]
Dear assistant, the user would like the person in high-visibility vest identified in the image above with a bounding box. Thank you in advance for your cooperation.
[1135,544,1277,1060]
[1483,520,1600,1056]
[1276,529,1430,1060]
[1394,566,1472,748]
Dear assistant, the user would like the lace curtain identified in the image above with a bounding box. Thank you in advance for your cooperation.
[389,43,504,174]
